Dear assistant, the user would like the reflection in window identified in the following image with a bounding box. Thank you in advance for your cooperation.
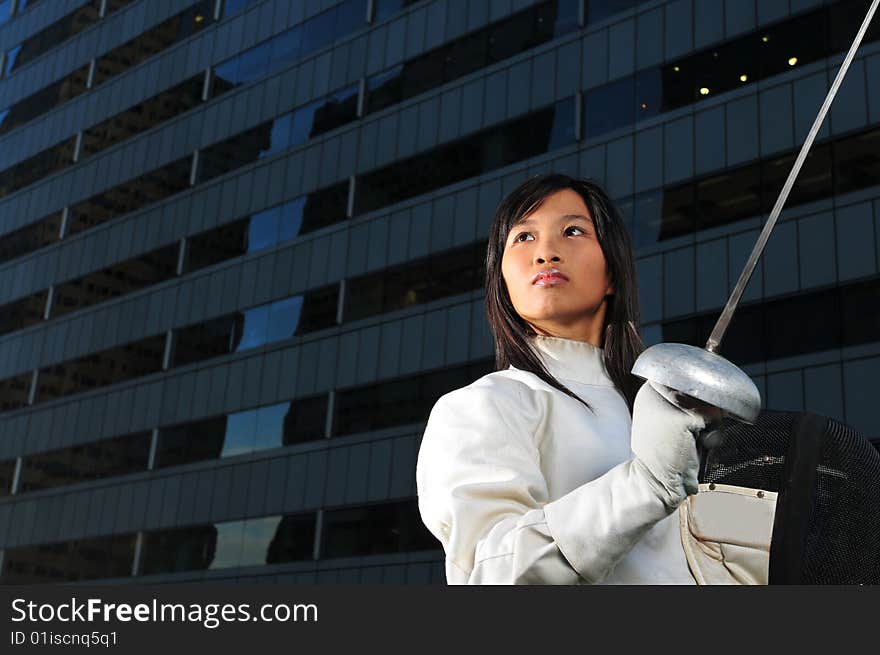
[139,524,219,575]
[139,513,315,576]
[0,1,208,134]
[81,75,205,159]
[173,315,238,368]
[321,500,439,558]
[366,0,579,114]
[0,64,90,135]
[198,85,358,184]
[762,146,833,213]
[834,130,880,196]
[632,191,665,247]
[0,136,76,198]
[0,458,13,497]
[185,184,350,275]
[662,277,880,365]
[585,0,641,25]
[372,0,418,22]
[66,156,193,237]
[156,396,327,469]
[16,0,47,12]
[91,1,215,88]
[634,127,879,246]
[33,334,167,406]
[0,373,31,412]
[198,122,275,183]
[103,0,138,16]
[695,166,761,231]
[171,287,339,368]
[584,76,634,139]
[19,431,151,493]
[333,359,493,436]
[0,290,47,338]
[1,534,136,584]
[228,292,329,351]
[50,243,179,320]
[235,303,278,353]
[0,211,62,265]
[4,1,100,76]
[211,0,367,98]
[584,0,880,141]
[356,98,576,216]
[0,0,12,27]
[344,241,485,323]
[220,0,263,19]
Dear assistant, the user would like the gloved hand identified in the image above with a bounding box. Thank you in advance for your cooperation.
[630,380,708,509]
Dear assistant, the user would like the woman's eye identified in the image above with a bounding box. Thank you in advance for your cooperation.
[566,226,585,236]
[514,232,533,242]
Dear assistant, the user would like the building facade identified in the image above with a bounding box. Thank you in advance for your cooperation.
[0,0,877,584]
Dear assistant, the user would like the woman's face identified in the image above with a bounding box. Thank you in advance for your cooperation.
[501,188,613,345]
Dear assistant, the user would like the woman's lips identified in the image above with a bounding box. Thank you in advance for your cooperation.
[533,274,568,287]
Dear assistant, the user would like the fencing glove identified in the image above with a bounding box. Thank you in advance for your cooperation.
[630,380,708,509]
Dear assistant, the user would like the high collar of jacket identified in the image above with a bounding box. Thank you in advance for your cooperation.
[519,334,615,387]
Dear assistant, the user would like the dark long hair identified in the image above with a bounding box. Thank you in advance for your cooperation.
[484,174,644,412]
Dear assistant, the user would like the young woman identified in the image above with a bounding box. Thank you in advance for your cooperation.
[416,173,710,584]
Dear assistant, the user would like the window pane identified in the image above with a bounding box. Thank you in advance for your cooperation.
[221,0,260,18]
[295,285,339,335]
[696,166,761,230]
[156,416,228,468]
[173,315,236,367]
[209,520,245,569]
[282,395,328,444]
[0,0,12,27]
[0,458,14,497]
[140,525,219,575]
[0,211,62,264]
[335,0,368,38]
[35,334,166,405]
[254,402,288,450]
[301,8,337,55]
[234,305,270,352]
[834,129,880,196]
[584,76,635,139]
[0,291,47,337]
[2,534,135,584]
[266,296,304,344]
[586,0,637,25]
[239,516,282,567]
[321,500,438,558]
[185,219,250,273]
[247,206,282,252]
[237,41,272,85]
[269,28,302,73]
[366,66,403,113]
[221,408,258,457]
[279,197,307,242]
[0,373,32,412]
[20,432,151,493]
[265,513,316,563]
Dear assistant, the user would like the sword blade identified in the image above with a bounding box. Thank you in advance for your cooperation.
[705,0,880,353]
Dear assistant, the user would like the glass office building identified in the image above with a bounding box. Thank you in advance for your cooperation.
[0,0,877,584]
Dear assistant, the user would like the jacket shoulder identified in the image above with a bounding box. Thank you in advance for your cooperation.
[425,368,550,446]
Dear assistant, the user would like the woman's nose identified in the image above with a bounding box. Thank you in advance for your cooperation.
[535,254,561,264]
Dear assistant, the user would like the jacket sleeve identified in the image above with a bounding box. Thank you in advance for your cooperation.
[415,380,676,585]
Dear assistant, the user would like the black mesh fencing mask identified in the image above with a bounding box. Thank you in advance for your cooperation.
[700,411,880,584]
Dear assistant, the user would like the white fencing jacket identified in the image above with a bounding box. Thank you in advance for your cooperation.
[416,334,696,584]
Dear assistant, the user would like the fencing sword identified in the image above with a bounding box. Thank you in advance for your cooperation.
[632,0,880,424]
